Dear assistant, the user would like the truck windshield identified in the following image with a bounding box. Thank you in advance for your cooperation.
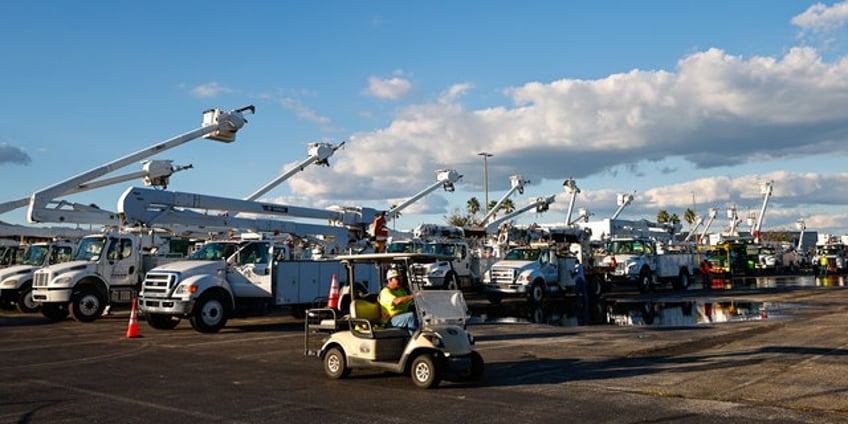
[609,240,644,254]
[190,242,238,260]
[504,248,540,261]
[74,237,105,261]
[22,245,49,266]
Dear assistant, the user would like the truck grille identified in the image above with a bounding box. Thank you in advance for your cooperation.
[33,271,50,288]
[490,267,515,284]
[142,272,179,297]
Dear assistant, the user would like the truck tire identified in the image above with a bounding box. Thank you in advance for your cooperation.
[146,313,181,330]
[528,280,545,303]
[589,275,603,298]
[323,346,350,379]
[16,282,41,313]
[638,269,652,294]
[410,353,442,389]
[673,270,690,290]
[41,303,69,322]
[445,272,459,291]
[485,292,502,304]
[189,293,229,333]
[70,286,105,322]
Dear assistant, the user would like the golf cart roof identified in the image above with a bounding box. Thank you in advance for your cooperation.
[335,252,455,264]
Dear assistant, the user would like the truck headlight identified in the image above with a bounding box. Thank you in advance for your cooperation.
[175,283,198,295]
[1,279,17,287]
[55,275,74,287]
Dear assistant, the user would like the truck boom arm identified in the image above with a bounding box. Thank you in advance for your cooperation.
[385,169,461,221]
[27,106,254,226]
[484,195,555,233]
[480,175,529,225]
[243,141,345,202]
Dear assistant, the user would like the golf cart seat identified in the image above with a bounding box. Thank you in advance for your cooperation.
[350,299,409,339]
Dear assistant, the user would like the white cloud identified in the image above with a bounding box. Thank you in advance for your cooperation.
[792,0,848,33]
[365,76,413,100]
[191,82,234,98]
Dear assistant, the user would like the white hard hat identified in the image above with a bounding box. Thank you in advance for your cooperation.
[387,269,400,280]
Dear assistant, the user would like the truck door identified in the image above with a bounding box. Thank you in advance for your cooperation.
[540,248,559,284]
[102,237,138,287]
[227,241,272,298]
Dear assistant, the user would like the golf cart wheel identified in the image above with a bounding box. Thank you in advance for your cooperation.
[410,353,442,389]
[323,347,350,379]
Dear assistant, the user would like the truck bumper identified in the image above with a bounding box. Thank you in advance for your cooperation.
[138,296,190,315]
[483,283,528,295]
[31,288,71,303]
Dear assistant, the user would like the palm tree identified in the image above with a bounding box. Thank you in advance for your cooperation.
[466,197,481,216]
[683,208,696,228]
[501,198,516,214]
[657,209,670,223]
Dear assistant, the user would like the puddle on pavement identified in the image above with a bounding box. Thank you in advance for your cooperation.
[469,298,798,327]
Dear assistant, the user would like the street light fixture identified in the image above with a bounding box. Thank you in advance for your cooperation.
[478,152,493,212]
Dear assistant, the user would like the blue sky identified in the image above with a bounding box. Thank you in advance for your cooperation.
[3,1,848,238]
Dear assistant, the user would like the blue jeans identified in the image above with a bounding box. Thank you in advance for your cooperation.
[388,312,418,335]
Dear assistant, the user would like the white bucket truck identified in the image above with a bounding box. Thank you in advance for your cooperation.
[0,240,75,313]
[599,236,698,293]
[31,231,182,321]
[138,235,381,333]
[482,227,595,303]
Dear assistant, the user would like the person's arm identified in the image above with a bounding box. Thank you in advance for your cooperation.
[392,293,414,305]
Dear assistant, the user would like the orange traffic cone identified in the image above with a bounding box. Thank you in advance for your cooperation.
[327,274,340,309]
[126,297,141,338]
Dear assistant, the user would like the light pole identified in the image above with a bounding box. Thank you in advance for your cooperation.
[478,152,493,212]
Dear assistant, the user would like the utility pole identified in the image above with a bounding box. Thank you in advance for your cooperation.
[478,152,493,212]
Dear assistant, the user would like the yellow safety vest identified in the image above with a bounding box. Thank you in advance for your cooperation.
[378,287,410,323]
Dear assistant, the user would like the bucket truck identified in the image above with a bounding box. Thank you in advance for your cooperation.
[30,106,255,323]
[751,181,773,244]
[0,240,75,313]
[117,185,386,332]
[479,175,529,227]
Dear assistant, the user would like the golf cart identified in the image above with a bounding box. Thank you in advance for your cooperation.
[304,253,484,389]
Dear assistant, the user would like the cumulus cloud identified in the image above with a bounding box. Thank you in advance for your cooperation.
[792,0,848,33]
[365,75,413,100]
[191,82,234,98]
[0,143,31,166]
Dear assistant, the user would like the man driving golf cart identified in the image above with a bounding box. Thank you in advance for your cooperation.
[379,268,418,335]
[305,253,484,389]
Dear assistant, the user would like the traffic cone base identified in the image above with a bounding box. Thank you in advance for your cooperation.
[126,298,141,338]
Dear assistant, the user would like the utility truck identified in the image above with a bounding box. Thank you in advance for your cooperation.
[387,224,479,292]
[0,240,25,268]
[31,231,185,321]
[0,240,75,313]
[482,227,598,303]
[599,236,698,292]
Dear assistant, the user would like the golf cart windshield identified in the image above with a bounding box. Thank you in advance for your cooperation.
[415,290,468,327]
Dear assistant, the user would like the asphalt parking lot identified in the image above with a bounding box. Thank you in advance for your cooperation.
[2,277,848,423]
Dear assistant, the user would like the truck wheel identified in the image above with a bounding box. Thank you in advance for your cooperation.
[589,276,603,298]
[456,351,485,382]
[485,293,502,304]
[16,282,41,313]
[189,293,229,333]
[41,303,69,322]
[70,287,105,322]
[146,313,181,330]
[323,347,350,379]
[528,281,545,303]
[445,272,459,291]
[410,353,442,389]
[673,270,690,290]
[638,270,652,294]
